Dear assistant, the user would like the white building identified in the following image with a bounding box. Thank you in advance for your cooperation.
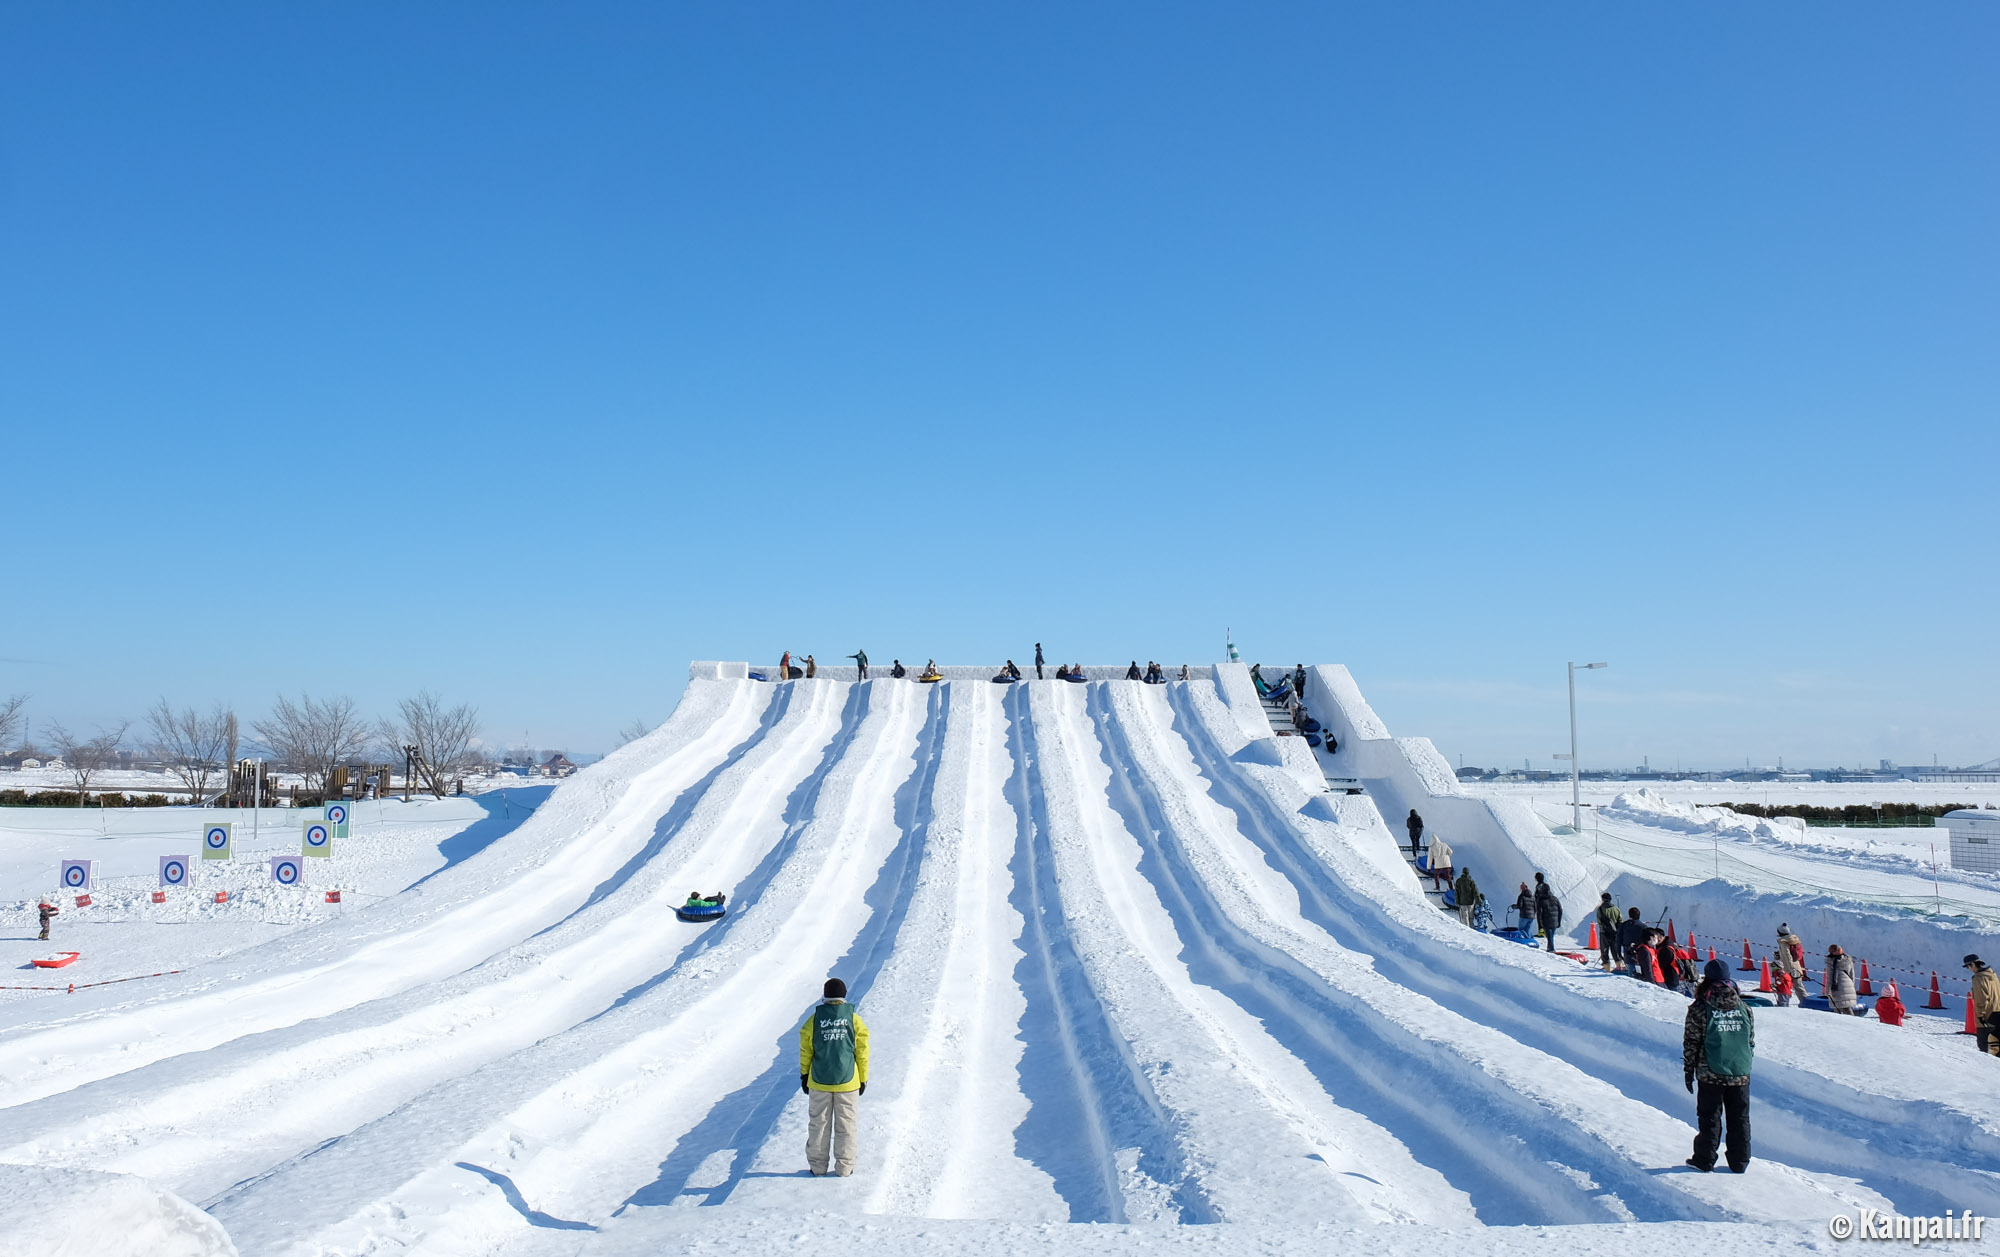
[1939,809,2000,874]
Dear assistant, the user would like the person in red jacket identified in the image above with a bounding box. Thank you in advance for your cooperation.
[1873,982,1906,1026]
[1772,969,1795,1007]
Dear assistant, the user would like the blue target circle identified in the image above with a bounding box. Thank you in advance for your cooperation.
[327,805,347,824]
[275,861,300,885]
[206,827,229,849]
[163,860,187,885]
[63,865,87,887]
[306,825,329,847]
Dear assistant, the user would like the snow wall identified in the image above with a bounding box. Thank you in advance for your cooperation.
[0,1165,237,1257]
[1299,664,1598,929]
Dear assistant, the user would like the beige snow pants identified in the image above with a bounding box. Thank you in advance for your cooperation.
[807,1089,859,1176]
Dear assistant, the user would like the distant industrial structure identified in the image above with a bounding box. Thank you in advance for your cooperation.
[1456,756,2000,784]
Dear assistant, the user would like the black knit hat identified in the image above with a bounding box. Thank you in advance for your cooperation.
[1703,959,1729,985]
[1965,955,1982,968]
[823,977,847,999]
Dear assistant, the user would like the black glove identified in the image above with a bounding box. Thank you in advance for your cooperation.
[858,1082,867,1096]
[800,1074,809,1095]
[1684,1074,1695,1094]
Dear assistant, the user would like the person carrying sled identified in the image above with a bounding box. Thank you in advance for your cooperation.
[1824,945,1858,1014]
[779,651,792,682]
[1035,643,1044,680]
[1595,893,1623,970]
[1452,866,1480,928]
[849,649,868,681]
[1683,959,1754,1174]
[1406,809,1424,861]
[1967,955,2000,1055]
[38,901,56,941]
[1533,872,1563,953]
[799,977,871,1176]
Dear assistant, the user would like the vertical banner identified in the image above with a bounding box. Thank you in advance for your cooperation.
[60,860,93,891]
[302,819,333,858]
[159,855,192,888]
[270,856,304,886]
[324,801,350,840]
[202,822,233,860]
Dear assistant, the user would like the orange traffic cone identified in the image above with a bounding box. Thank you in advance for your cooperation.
[1687,932,1698,954]
[1588,921,1599,949]
[1858,960,1873,997]
[1758,958,1772,992]
[1667,919,1677,943]
[1965,996,1979,1035]
[1708,946,1717,963]
[1739,940,1755,972]
[1928,972,1945,1010]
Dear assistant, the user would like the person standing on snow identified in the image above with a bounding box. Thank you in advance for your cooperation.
[1406,809,1424,861]
[1533,872,1563,953]
[1595,893,1623,970]
[1293,665,1307,698]
[804,655,817,679]
[799,977,871,1176]
[1035,643,1044,680]
[1512,883,1535,935]
[1423,834,1453,889]
[779,651,792,682]
[1684,958,1754,1174]
[1616,908,1648,978]
[849,649,868,681]
[38,901,56,941]
[1452,866,1480,928]
[1966,955,2000,1055]
[1823,945,1858,1014]
[1774,924,1806,989]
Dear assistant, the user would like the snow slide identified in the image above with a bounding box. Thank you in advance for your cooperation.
[1,667,1994,1257]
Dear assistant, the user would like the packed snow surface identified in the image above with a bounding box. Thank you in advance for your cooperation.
[1,670,1995,1256]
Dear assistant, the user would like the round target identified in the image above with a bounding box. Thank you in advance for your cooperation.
[63,864,87,887]
[327,804,347,825]
[274,860,301,885]
[163,860,187,885]
[206,827,230,849]
[305,824,330,848]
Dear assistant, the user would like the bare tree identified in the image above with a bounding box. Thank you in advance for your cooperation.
[0,693,26,751]
[615,718,652,748]
[147,698,237,802]
[42,720,130,805]
[253,693,371,798]
[378,691,481,799]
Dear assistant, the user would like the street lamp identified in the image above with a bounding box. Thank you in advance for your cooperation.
[1567,662,1608,835]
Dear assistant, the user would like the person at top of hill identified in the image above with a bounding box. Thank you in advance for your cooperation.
[1513,883,1535,935]
[1293,665,1307,697]
[1824,945,1858,1014]
[1055,664,1071,680]
[1533,872,1563,953]
[780,650,792,681]
[890,660,906,678]
[1004,660,1021,680]
[1250,663,1268,695]
[1126,661,1142,681]
[1873,981,1906,1026]
[1405,809,1424,861]
[849,649,868,680]
[1179,664,1190,681]
[1423,835,1453,889]
[1145,661,1164,683]
[1683,958,1754,1174]
[1965,955,2000,1055]
[1034,643,1044,680]
[1452,866,1480,928]
[1595,893,1623,971]
[1774,924,1806,984]
[799,977,870,1177]
[804,655,817,679]
[919,660,942,682]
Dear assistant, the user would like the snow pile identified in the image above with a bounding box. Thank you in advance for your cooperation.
[1600,789,1808,843]
[0,1164,235,1257]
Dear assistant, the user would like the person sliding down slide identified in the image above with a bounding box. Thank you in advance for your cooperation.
[917,660,944,682]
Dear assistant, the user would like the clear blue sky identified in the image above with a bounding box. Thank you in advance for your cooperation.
[2,4,1993,770]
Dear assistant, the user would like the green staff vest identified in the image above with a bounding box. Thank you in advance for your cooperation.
[811,1002,858,1087]
[1705,1004,1753,1078]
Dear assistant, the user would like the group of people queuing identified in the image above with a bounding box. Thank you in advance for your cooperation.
[1252,664,1338,750]
[767,645,1198,686]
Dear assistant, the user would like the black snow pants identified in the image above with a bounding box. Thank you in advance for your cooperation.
[1692,1080,1751,1172]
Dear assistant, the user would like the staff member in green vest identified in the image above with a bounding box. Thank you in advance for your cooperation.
[799,977,871,1177]
[1682,958,1754,1173]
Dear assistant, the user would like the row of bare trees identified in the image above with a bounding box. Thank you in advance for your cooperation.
[0,690,483,803]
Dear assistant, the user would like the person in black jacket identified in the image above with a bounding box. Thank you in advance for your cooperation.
[1406,810,1424,861]
[1616,907,1648,978]
[1533,872,1562,952]
[1595,893,1623,970]
[1126,661,1143,681]
[1034,643,1044,680]
[1293,665,1307,697]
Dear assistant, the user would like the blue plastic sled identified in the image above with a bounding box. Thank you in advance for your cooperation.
[1305,733,1322,747]
[676,893,727,923]
[1062,673,1088,683]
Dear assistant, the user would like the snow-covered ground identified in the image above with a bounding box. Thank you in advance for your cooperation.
[1,671,1994,1257]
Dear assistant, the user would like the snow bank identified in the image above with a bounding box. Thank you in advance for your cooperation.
[0,1164,235,1257]
[1601,789,1810,842]
[1303,665,1595,926]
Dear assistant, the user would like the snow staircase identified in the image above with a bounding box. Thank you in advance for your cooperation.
[1257,679,1363,795]
[1402,843,1455,912]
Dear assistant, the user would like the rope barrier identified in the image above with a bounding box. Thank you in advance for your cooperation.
[0,969,184,994]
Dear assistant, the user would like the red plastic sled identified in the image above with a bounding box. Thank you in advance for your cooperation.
[32,953,80,969]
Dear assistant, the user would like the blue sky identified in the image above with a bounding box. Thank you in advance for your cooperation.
[1,4,1993,770]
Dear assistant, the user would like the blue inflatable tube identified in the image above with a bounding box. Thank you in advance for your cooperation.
[676,893,728,923]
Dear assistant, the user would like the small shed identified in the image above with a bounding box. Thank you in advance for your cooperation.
[540,753,578,778]
[1939,809,2000,874]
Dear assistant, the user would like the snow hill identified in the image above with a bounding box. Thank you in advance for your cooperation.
[1,664,1995,1256]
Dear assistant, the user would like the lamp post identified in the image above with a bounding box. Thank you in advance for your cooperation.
[1568,661,1608,835]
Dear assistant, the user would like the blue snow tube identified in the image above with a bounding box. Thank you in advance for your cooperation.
[1303,717,1322,733]
[991,674,1017,684]
[676,893,727,924]
[1305,733,1322,747]
[747,672,768,682]
[1062,673,1087,683]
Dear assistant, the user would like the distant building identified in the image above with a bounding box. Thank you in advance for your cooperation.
[539,753,578,778]
[1940,810,2000,874]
